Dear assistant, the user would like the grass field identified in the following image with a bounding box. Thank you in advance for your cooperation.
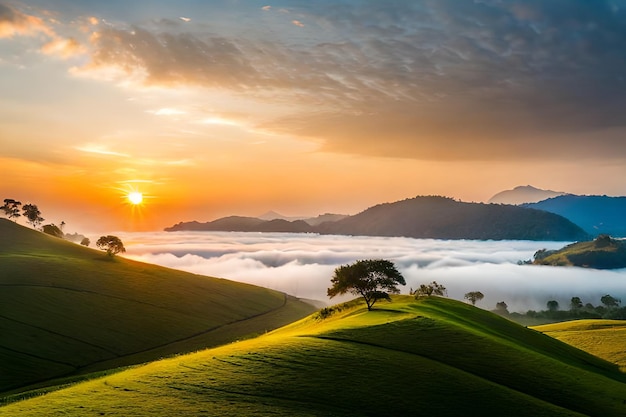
[0,219,316,394]
[3,296,626,416]
[534,320,626,371]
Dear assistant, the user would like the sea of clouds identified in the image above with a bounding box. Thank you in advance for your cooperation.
[117,231,626,313]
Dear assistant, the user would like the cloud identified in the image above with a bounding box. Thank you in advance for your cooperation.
[291,20,304,27]
[61,0,626,162]
[118,231,626,312]
[0,3,88,60]
[0,3,55,38]
[40,37,85,58]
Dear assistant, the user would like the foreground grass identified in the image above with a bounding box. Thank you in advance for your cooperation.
[3,296,626,416]
[534,320,626,372]
[0,219,316,394]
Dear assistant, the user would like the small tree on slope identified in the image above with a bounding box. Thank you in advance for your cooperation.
[327,259,406,311]
[96,235,126,257]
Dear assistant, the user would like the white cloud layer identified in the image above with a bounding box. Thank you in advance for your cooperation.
[117,232,626,312]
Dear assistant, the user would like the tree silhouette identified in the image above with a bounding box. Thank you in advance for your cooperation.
[547,300,559,312]
[96,235,126,257]
[464,291,484,306]
[1,199,22,221]
[570,297,583,311]
[22,204,44,228]
[601,294,621,309]
[495,301,509,315]
[328,259,405,310]
[414,281,447,298]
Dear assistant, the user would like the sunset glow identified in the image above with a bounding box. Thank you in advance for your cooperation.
[128,192,143,206]
[1,1,624,232]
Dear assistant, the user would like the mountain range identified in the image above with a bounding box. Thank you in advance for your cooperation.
[166,196,589,241]
[488,185,566,205]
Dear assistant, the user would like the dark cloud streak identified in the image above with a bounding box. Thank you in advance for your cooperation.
[77,0,626,160]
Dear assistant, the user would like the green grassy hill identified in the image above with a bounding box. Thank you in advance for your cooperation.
[533,234,626,269]
[534,320,626,371]
[4,296,626,416]
[0,219,316,394]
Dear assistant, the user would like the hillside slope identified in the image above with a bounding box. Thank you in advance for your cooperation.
[524,195,626,237]
[4,297,626,416]
[0,219,316,394]
[533,234,626,269]
[534,320,626,371]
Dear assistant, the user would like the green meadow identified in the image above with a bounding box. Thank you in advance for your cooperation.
[0,219,316,394]
[4,295,626,416]
[3,218,626,416]
[534,320,626,372]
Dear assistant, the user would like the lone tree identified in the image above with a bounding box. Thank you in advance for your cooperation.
[413,281,447,298]
[1,199,22,221]
[22,204,44,228]
[601,294,621,309]
[327,259,406,311]
[80,237,90,247]
[464,291,484,306]
[547,300,559,312]
[570,297,583,311]
[96,235,126,257]
[495,301,509,315]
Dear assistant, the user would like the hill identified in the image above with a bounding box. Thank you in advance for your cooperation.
[533,234,626,269]
[0,219,316,394]
[315,196,588,240]
[534,320,626,371]
[524,195,626,237]
[3,296,626,416]
[167,196,589,241]
[489,185,566,205]
[165,215,313,233]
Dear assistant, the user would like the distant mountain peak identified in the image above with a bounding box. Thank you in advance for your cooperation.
[488,185,567,205]
[258,210,290,221]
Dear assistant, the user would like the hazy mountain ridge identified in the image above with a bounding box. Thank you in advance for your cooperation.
[523,195,626,238]
[166,196,589,241]
[488,185,566,205]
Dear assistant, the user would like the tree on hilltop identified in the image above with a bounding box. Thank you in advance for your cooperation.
[2,199,22,221]
[96,235,126,257]
[22,204,44,228]
[464,291,484,306]
[327,259,405,310]
[413,281,447,298]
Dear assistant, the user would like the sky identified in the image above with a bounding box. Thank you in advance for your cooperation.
[1,0,626,232]
[119,231,626,312]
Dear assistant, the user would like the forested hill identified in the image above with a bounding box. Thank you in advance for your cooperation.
[524,195,626,238]
[315,196,588,240]
[167,196,589,241]
[533,234,626,269]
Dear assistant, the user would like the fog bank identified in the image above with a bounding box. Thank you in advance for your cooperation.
[118,232,626,313]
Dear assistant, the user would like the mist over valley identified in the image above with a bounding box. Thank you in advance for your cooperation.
[119,231,626,313]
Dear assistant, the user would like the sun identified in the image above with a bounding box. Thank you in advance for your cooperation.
[127,191,143,205]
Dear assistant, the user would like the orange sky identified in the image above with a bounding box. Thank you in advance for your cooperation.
[1,1,625,233]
